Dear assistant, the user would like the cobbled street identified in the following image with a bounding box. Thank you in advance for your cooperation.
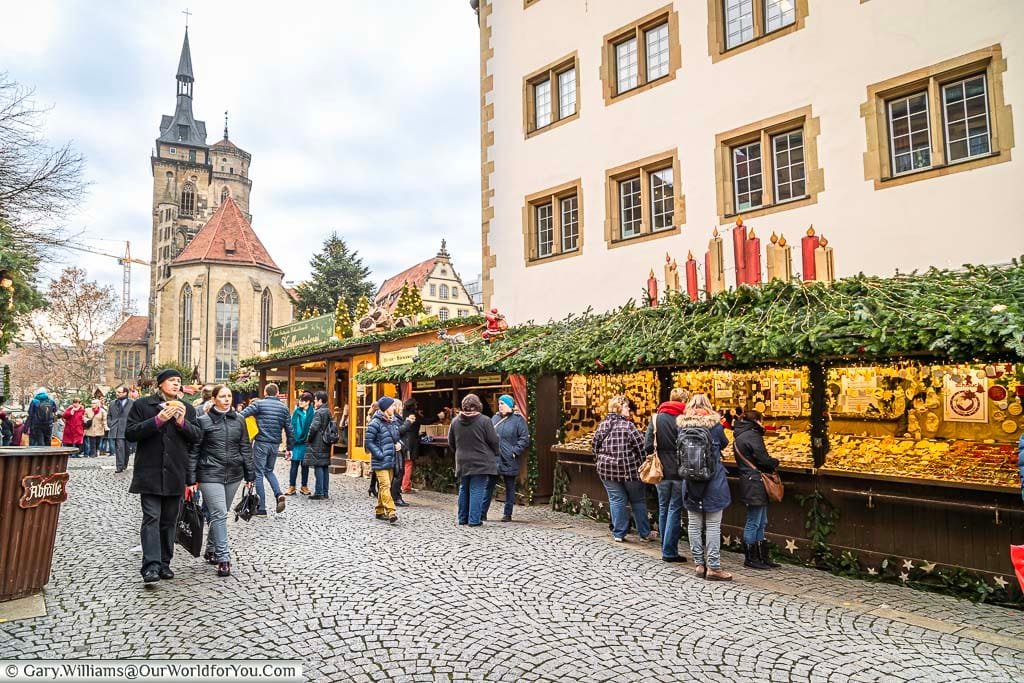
[2,457,1023,683]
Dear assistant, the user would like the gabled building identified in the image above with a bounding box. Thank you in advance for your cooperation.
[374,241,479,322]
[103,316,149,386]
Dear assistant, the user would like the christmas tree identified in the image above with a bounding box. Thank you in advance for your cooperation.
[354,295,371,321]
[394,282,425,318]
[334,297,352,339]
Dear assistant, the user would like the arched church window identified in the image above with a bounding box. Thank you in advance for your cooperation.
[180,182,196,216]
[260,289,273,351]
[179,284,193,367]
[221,186,230,203]
[215,284,240,381]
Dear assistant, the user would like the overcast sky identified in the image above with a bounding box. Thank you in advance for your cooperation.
[2,1,481,310]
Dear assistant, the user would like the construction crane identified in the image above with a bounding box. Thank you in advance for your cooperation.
[61,241,151,320]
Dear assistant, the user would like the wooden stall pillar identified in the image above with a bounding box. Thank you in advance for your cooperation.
[656,367,673,404]
[809,362,828,467]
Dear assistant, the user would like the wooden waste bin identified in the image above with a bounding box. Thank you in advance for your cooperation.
[0,447,75,601]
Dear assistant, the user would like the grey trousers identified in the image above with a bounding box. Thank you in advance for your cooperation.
[199,480,243,563]
[687,509,724,569]
[140,494,180,575]
[114,438,129,471]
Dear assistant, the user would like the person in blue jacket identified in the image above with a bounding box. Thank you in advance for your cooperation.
[482,395,530,522]
[286,392,315,496]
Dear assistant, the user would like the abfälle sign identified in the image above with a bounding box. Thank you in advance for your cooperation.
[20,472,70,509]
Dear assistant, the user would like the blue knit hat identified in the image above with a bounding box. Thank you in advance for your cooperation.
[377,396,395,412]
[498,395,515,410]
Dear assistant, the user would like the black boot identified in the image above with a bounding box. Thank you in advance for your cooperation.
[759,540,781,568]
[743,542,770,570]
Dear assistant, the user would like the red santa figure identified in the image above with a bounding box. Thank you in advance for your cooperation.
[482,307,508,343]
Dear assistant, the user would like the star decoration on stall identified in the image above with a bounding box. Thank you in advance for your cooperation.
[902,559,915,571]
[785,539,798,553]
[921,561,937,574]
[722,535,732,546]
[867,567,878,576]
[993,576,1008,589]
[899,572,909,583]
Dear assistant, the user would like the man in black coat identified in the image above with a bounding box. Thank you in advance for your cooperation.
[108,385,134,473]
[126,369,201,583]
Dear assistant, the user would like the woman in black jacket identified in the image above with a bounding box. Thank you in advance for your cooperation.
[187,385,255,577]
[732,410,780,570]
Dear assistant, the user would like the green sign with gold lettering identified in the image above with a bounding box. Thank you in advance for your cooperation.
[268,315,336,352]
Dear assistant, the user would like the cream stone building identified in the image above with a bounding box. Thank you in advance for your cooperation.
[473,0,1024,322]
[142,28,292,381]
[374,241,480,322]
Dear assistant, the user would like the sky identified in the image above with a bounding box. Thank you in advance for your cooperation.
[1,0,482,312]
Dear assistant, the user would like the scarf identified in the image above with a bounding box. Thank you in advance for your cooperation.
[657,401,688,416]
[460,410,480,419]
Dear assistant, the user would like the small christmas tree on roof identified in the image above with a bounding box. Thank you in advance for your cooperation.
[354,294,370,320]
[394,282,425,320]
[334,297,352,339]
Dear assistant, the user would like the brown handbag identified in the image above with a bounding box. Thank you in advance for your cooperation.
[734,446,784,503]
[638,416,664,484]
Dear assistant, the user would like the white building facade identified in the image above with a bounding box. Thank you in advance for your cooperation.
[476,0,1024,322]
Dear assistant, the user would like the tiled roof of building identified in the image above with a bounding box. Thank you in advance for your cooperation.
[375,257,436,307]
[211,137,238,150]
[105,316,150,345]
[172,196,283,274]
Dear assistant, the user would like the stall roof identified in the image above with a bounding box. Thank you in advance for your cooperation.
[358,261,1024,383]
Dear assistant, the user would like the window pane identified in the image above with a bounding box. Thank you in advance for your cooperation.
[650,167,674,230]
[534,79,552,129]
[561,195,579,251]
[616,38,638,94]
[619,177,642,238]
[536,203,553,257]
[725,0,754,49]
[733,142,762,210]
[558,68,577,119]
[645,23,670,81]
[943,75,990,162]
[765,0,796,32]
[772,130,804,204]
[887,92,931,174]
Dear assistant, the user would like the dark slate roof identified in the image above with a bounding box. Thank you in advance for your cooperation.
[158,114,207,146]
[177,29,194,81]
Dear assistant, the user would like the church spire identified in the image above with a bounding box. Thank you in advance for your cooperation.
[223,110,229,139]
[176,28,194,98]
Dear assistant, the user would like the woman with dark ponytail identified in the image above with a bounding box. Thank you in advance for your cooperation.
[732,409,780,570]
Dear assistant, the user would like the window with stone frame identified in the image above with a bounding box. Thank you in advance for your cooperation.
[439,308,450,322]
[179,284,193,366]
[214,284,240,381]
[260,289,273,351]
[862,45,1012,190]
[708,0,808,62]
[440,284,450,300]
[714,106,822,221]
[523,53,579,138]
[604,151,682,247]
[601,5,680,106]
[180,182,196,216]
[523,179,584,265]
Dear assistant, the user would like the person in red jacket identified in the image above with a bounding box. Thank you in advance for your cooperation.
[62,398,86,456]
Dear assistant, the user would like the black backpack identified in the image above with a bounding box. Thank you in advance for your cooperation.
[676,427,716,481]
[321,416,340,445]
[36,400,56,425]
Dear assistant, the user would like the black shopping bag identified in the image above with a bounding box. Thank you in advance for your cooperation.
[233,482,259,522]
[176,489,205,558]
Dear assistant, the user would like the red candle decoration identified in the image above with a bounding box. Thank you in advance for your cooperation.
[647,269,658,307]
[744,228,762,284]
[685,251,699,302]
[801,225,819,282]
[732,217,748,285]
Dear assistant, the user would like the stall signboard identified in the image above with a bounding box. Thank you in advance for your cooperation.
[840,372,878,415]
[570,376,588,407]
[415,380,437,390]
[380,348,418,368]
[20,472,69,509]
[478,374,503,385]
[268,315,336,352]
[770,376,803,416]
[943,376,988,423]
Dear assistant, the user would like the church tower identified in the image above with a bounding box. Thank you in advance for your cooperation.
[148,28,256,372]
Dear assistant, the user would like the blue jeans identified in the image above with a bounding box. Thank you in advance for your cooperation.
[314,466,330,497]
[252,441,282,512]
[289,460,309,488]
[199,480,242,563]
[481,474,518,520]
[457,474,490,525]
[656,480,685,558]
[602,479,652,540]
[743,505,768,544]
[85,435,101,457]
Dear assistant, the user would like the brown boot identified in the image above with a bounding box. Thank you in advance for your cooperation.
[300,486,312,495]
[706,567,733,581]
[285,486,297,496]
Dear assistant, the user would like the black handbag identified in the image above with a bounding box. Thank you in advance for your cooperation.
[175,489,205,558]
[233,482,259,522]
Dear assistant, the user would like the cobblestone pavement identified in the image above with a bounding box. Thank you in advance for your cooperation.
[2,457,1023,682]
